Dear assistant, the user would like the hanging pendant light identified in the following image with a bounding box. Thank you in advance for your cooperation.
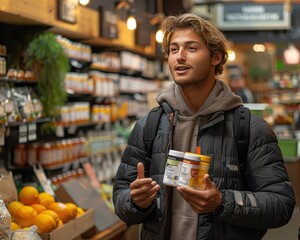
[155,29,164,43]
[79,0,89,6]
[127,15,137,30]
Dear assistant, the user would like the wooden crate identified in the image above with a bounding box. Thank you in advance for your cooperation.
[39,208,94,240]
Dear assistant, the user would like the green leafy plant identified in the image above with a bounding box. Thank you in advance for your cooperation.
[25,32,69,119]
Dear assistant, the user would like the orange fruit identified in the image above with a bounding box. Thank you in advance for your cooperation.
[19,185,39,205]
[15,205,38,228]
[76,207,84,217]
[41,209,60,226]
[34,213,57,234]
[57,219,64,228]
[8,201,24,217]
[31,203,46,214]
[11,221,20,230]
[65,203,77,219]
[48,202,74,223]
[38,192,55,208]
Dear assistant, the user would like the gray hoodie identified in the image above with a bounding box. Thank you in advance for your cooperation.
[156,79,243,239]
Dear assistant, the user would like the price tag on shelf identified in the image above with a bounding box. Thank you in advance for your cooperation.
[28,123,37,141]
[55,125,64,137]
[33,163,55,196]
[19,125,27,143]
[68,124,77,135]
[82,160,100,189]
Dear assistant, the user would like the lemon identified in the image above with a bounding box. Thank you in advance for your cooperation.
[38,192,55,208]
[8,201,24,217]
[15,205,37,228]
[19,186,39,205]
[34,213,57,234]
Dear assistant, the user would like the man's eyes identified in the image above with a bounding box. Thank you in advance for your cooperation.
[170,48,178,53]
[188,46,197,51]
[169,46,198,53]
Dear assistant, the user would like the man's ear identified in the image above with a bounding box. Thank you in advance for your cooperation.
[212,51,222,66]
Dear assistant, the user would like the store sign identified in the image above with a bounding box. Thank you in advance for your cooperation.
[57,0,77,24]
[212,3,291,30]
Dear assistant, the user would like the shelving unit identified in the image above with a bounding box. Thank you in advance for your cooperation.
[0,2,166,239]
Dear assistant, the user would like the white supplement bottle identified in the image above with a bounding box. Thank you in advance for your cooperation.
[163,150,185,187]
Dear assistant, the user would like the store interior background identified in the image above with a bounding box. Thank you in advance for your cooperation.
[0,0,300,239]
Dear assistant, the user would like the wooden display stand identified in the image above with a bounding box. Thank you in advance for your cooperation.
[82,221,139,240]
[39,209,94,240]
[86,221,127,240]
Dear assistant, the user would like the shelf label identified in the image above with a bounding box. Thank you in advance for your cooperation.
[28,123,37,141]
[33,163,55,196]
[82,160,100,189]
[19,125,27,143]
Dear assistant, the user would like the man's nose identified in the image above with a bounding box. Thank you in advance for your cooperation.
[176,49,186,62]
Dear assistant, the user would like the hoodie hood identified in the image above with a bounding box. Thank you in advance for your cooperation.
[156,79,243,117]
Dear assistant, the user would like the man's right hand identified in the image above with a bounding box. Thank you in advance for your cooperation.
[130,162,160,209]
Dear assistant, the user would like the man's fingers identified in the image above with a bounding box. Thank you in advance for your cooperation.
[203,174,215,189]
[132,185,159,201]
[137,162,145,179]
[133,190,159,209]
[130,178,153,189]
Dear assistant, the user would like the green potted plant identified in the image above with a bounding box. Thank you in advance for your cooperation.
[24,32,69,120]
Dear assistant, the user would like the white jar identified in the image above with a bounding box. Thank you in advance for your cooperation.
[163,150,185,187]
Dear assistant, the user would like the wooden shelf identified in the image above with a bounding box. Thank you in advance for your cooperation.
[88,221,127,240]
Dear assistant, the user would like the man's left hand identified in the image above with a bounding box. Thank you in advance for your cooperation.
[177,174,222,214]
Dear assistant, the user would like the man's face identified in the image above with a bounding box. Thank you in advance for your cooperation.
[167,28,215,88]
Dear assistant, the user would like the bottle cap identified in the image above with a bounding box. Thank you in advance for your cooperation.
[168,149,185,158]
[200,155,211,163]
[184,152,201,162]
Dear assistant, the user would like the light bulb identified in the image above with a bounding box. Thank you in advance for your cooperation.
[155,29,164,43]
[228,50,236,61]
[253,44,266,52]
[79,0,89,6]
[127,16,137,30]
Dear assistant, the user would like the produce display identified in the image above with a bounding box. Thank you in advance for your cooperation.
[7,185,84,234]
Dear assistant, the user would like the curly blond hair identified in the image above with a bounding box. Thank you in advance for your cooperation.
[161,13,231,75]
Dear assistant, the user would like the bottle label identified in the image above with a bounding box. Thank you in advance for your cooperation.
[163,157,182,187]
[178,161,199,188]
[195,161,210,190]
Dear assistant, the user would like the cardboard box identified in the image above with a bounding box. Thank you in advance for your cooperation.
[39,208,94,240]
[55,177,119,232]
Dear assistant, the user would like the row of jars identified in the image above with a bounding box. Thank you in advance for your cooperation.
[14,137,87,168]
[51,168,85,188]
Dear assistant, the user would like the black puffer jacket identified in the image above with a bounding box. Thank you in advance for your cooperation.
[113,107,295,240]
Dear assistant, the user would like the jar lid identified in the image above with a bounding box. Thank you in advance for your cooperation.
[184,152,200,162]
[168,149,185,158]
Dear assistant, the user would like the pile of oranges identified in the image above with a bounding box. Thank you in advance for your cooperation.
[7,185,84,234]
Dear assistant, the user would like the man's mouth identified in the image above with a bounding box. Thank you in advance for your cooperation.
[175,65,190,74]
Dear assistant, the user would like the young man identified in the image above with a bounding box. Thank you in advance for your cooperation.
[113,13,295,240]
